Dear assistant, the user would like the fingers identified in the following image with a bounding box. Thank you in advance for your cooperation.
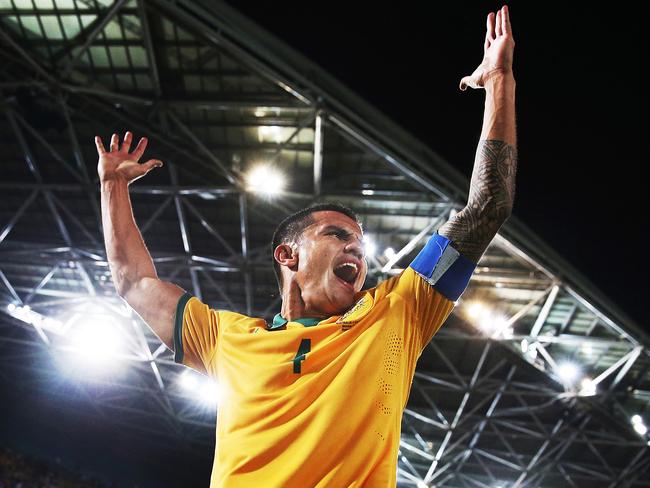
[143,159,163,172]
[95,136,106,155]
[484,12,494,51]
[99,132,149,157]
[486,12,495,42]
[503,5,512,36]
[131,136,148,161]
[110,133,119,152]
[122,131,133,152]
[495,10,503,37]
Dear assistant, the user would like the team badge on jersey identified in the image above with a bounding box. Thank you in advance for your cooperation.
[336,294,374,330]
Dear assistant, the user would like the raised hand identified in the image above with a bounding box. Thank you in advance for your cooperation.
[95,132,163,184]
[460,5,515,91]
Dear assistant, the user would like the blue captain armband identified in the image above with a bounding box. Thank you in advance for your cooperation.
[409,232,477,301]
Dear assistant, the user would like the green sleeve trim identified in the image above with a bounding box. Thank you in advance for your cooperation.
[173,292,193,364]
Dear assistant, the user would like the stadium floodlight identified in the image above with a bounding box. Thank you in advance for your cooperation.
[582,343,593,355]
[521,339,538,360]
[364,236,377,258]
[557,361,580,384]
[257,125,283,143]
[246,165,286,195]
[579,378,597,396]
[8,304,64,334]
[361,189,375,196]
[180,370,200,392]
[384,247,395,259]
[492,316,509,333]
[417,481,429,488]
[631,414,647,435]
[201,380,221,406]
[468,302,487,319]
[67,317,124,364]
[55,313,128,379]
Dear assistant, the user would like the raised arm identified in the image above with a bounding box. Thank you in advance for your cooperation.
[439,5,517,264]
[97,132,185,350]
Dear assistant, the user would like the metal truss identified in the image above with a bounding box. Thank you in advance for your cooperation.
[0,1,648,486]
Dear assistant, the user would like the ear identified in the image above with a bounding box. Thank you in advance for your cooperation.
[274,243,299,271]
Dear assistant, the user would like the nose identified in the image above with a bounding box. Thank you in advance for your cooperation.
[344,239,364,261]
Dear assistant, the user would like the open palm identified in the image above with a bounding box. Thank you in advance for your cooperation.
[96,132,162,184]
[460,5,515,91]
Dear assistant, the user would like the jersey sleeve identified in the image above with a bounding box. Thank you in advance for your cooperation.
[385,231,477,351]
[173,292,219,375]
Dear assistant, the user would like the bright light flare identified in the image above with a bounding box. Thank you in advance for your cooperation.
[246,165,286,195]
[257,125,283,143]
[66,317,125,367]
[364,236,377,258]
[384,247,395,259]
[556,361,580,384]
[178,371,221,407]
[201,381,221,406]
[180,370,200,391]
[631,414,647,435]
[468,302,485,319]
[579,377,596,396]
[7,304,63,334]
[56,315,127,379]
[470,304,510,338]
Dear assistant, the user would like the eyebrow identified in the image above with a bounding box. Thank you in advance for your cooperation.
[321,225,361,240]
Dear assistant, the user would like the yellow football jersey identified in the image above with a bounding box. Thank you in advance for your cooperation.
[173,233,475,487]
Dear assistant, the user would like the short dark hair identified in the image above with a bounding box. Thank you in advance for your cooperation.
[271,203,359,292]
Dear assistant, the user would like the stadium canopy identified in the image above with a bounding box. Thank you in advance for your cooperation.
[1,1,649,486]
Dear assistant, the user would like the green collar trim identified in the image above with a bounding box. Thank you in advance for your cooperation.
[270,313,321,330]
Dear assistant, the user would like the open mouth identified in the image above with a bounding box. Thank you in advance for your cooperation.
[333,261,360,287]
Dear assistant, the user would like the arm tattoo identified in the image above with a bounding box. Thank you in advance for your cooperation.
[438,140,517,263]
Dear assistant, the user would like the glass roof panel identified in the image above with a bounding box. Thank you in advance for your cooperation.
[88,45,110,67]
[79,13,95,28]
[128,46,147,68]
[33,0,54,8]
[107,45,129,68]
[18,15,45,38]
[59,14,83,39]
[39,14,63,38]
[102,18,124,40]
[12,0,34,9]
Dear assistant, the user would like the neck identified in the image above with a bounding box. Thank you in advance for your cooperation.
[279,279,328,321]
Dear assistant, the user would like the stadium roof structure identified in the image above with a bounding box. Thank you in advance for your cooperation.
[0,1,649,486]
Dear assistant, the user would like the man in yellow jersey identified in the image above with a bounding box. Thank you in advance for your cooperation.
[97,5,516,487]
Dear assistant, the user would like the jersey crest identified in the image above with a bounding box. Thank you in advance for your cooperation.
[336,294,373,330]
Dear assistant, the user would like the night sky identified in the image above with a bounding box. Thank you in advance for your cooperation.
[234,1,648,331]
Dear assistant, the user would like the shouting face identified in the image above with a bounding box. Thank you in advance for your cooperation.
[275,211,368,317]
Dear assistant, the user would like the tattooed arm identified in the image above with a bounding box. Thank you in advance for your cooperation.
[438,5,517,264]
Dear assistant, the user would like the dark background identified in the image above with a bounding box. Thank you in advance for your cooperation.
[234,1,648,330]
